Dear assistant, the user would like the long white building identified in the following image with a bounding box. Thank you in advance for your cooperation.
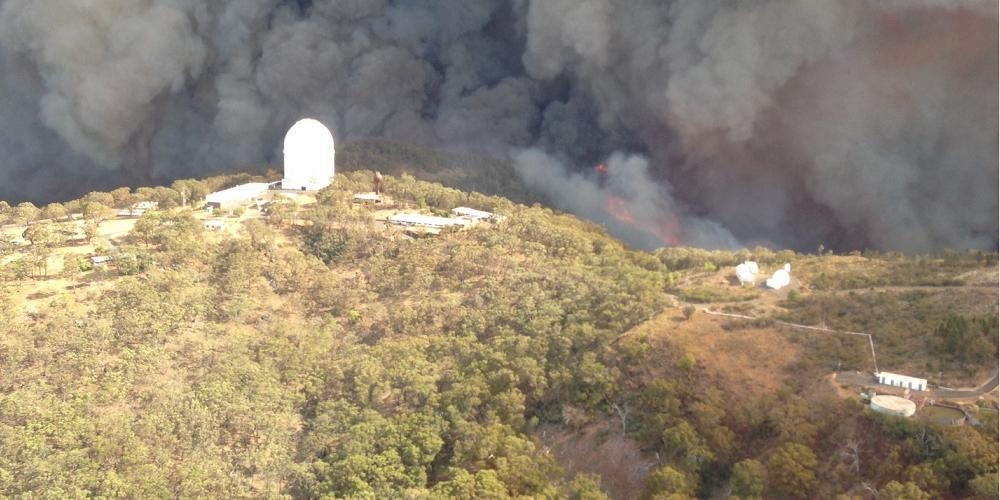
[388,213,472,229]
[876,371,927,391]
[205,183,270,209]
[451,207,494,221]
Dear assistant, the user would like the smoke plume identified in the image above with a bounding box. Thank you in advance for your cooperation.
[0,0,995,252]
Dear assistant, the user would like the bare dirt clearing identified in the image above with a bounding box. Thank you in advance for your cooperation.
[628,307,802,398]
[536,420,654,500]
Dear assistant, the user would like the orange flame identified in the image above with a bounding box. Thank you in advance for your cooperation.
[597,163,681,247]
[605,196,635,224]
[605,195,681,247]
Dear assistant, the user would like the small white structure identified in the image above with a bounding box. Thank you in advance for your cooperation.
[117,201,157,218]
[388,213,472,229]
[353,193,382,204]
[766,263,792,290]
[205,183,270,209]
[870,394,917,417]
[876,371,927,392]
[735,261,760,286]
[204,220,226,231]
[451,207,494,221]
[91,255,112,267]
[282,118,336,191]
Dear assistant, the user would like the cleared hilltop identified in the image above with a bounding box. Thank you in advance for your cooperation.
[0,148,997,499]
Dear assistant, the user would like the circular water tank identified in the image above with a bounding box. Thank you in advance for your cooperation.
[870,395,916,417]
[283,118,335,190]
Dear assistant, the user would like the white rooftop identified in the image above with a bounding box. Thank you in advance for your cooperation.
[876,371,927,384]
[870,394,917,416]
[206,183,270,205]
[451,207,494,220]
[388,213,472,229]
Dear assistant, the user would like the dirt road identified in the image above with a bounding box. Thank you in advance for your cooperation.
[835,371,999,401]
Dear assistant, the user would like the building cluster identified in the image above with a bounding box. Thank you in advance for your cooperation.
[386,207,500,232]
[96,118,500,265]
[866,371,930,419]
[203,117,338,210]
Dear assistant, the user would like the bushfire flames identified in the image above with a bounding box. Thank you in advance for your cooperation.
[596,164,681,247]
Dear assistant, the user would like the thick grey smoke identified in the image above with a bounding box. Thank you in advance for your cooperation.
[0,0,995,252]
[512,149,740,250]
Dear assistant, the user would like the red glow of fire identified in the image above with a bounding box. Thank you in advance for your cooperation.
[605,196,681,247]
[605,196,635,224]
[594,163,608,174]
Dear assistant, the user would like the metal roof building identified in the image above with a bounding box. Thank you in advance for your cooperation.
[388,213,472,229]
[451,207,494,220]
[353,192,382,205]
[205,183,270,209]
[876,371,927,392]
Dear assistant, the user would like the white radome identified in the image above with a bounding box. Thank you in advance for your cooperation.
[282,118,335,191]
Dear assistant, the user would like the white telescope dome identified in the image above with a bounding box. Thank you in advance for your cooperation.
[282,118,335,191]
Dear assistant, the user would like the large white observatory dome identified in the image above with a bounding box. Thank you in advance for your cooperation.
[282,118,335,191]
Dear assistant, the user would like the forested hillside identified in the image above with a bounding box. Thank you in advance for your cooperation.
[0,170,996,499]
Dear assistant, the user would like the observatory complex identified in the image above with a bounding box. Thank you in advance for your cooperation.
[203,118,335,210]
[282,118,335,191]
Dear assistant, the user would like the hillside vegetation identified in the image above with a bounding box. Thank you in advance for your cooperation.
[0,165,996,499]
[338,139,536,205]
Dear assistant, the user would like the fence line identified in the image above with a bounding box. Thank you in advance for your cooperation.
[701,308,880,373]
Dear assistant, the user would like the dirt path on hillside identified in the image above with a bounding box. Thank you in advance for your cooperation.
[827,285,998,294]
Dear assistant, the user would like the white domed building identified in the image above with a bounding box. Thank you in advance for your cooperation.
[282,118,335,191]
[766,263,792,290]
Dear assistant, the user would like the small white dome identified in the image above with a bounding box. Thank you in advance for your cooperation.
[766,269,791,290]
[282,118,335,190]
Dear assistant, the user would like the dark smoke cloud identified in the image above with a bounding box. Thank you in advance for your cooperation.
[0,0,995,252]
[512,149,740,250]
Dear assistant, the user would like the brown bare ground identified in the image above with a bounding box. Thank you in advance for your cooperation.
[628,307,802,398]
[536,419,656,500]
